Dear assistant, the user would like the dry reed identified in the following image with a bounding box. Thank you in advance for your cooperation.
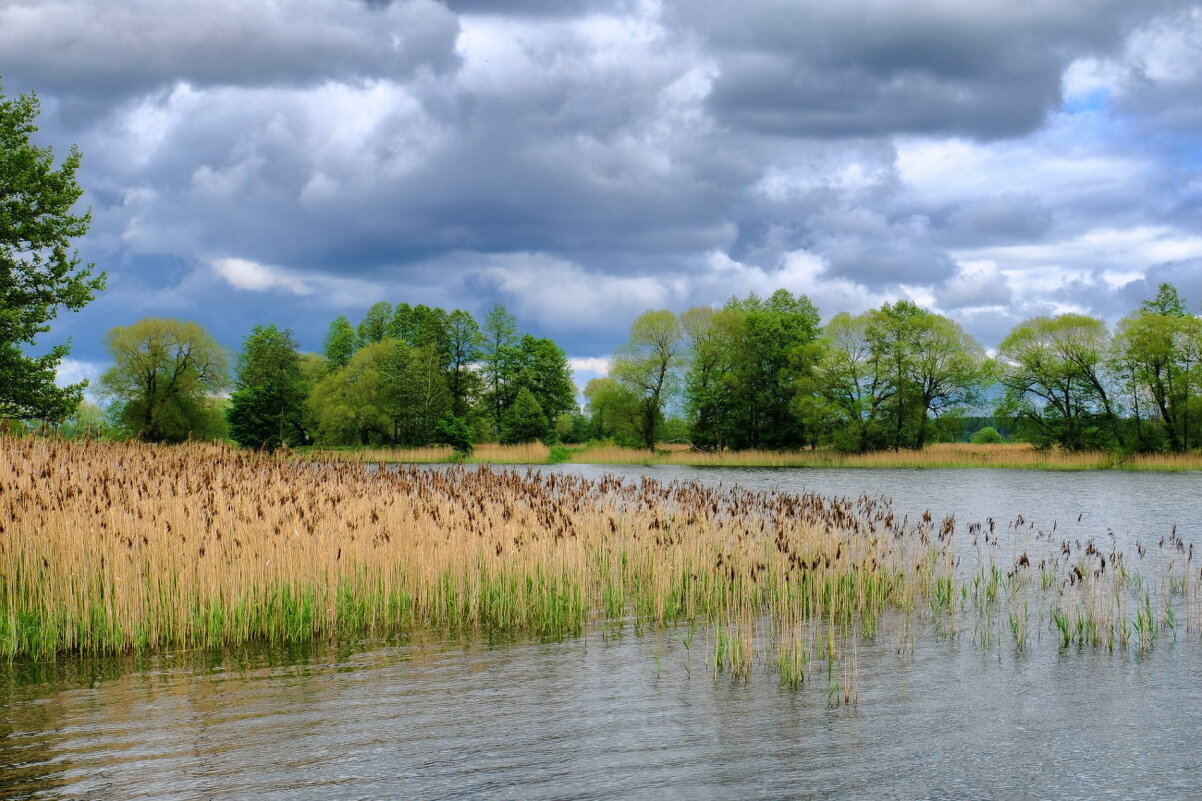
[2,437,1195,694]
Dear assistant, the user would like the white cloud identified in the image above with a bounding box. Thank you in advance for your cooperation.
[568,356,612,373]
[567,356,613,391]
[953,226,1202,274]
[55,359,105,388]
[210,258,313,295]
[481,253,685,329]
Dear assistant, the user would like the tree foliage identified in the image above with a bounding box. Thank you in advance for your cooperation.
[99,318,228,442]
[684,290,822,450]
[613,309,684,449]
[226,324,307,450]
[323,315,356,370]
[500,386,548,444]
[0,83,106,420]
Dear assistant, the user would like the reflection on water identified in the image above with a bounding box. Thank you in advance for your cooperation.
[4,466,1201,800]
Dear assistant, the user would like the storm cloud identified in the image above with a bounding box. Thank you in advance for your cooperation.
[2,0,1200,379]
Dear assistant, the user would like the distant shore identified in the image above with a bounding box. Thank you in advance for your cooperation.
[292,441,1202,471]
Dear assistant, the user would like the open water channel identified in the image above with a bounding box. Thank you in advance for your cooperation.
[3,466,1200,799]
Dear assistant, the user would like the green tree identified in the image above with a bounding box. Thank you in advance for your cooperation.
[481,304,519,437]
[307,340,392,444]
[514,335,576,422]
[59,399,110,439]
[970,425,1004,444]
[903,312,987,448]
[1142,282,1190,317]
[809,311,891,452]
[612,309,683,450]
[381,340,451,445]
[99,318,229,442]
[996,314,1121,451]
[0,82,106,420]
[357,301,393,347]
[226,387,286,450]
[323,315,356,370]
[682,291,822,450]
[583,376,640,445]
[226,323,307,449]
[500,386,548,444]
[858,301,987,450]
[1112,288,1202,452]
[444,309,483,417]
[433,413,473,456]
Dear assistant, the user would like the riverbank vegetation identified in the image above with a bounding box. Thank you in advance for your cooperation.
[28,282,1202,471]
[299,441,1202,471]
[4,438,1196,696]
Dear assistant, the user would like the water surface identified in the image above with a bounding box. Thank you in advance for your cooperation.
[4,465,1199,800]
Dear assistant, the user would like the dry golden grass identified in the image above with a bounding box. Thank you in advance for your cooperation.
[3,437,1194,690]
[0,438,943,668]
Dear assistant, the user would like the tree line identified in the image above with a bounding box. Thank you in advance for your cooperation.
[588,284,1202,454]
[88,302,577,453]
[21,280,1202,456]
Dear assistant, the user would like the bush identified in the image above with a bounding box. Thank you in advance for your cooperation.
[970,426,1004,445]
[433,414,473,456]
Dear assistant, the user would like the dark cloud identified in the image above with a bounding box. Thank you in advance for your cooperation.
[809,208,957,287]
[440,0,623,15]
[940,194,1056,247]
[668,0,1189,140]
[0,0,460,102]
[1,0,1197,372]
[1113,260,1202,315]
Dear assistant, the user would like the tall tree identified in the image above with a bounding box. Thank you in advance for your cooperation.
[1113,286,1202,452]
[323,316,356,370]
[226,324,307,450]
[0,82,106,420]
[809,311,892,453]
[727,290,822,449]
[682,291,822,450]
[381,341,451,445]
[99,318,228,442]
[612,310,683,450]
[514,334,576,422]
[481,304,518,437]
[681,305,739,450]
[357,301,393,347]
[1142,282,1190,317]
[444,309,483,417]
[583,377,640,445]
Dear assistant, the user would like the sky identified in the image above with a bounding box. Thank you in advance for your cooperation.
[4,0,1202,392]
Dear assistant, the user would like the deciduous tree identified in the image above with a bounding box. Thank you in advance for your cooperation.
[99,318,228,442]
[0,83,106,420]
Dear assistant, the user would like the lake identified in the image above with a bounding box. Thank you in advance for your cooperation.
[3,466,1199,800]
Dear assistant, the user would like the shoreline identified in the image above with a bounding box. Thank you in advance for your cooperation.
[292,442,1202,472]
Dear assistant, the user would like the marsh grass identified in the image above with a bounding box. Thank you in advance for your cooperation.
[299,441,1202,471]
[2,437,1197,697]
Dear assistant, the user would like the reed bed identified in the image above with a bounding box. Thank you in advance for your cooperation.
[299,441,1202,471]
[2,438,1196,697]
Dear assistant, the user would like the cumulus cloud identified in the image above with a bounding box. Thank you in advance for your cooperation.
[55,359,105,388]
[210,258,313,295]
[3,0,1200,366]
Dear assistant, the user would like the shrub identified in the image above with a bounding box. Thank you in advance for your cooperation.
[971,426,1004,445]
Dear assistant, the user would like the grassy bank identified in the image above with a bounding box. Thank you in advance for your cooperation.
[2,438,1193,696]
[298,441,1202,471]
